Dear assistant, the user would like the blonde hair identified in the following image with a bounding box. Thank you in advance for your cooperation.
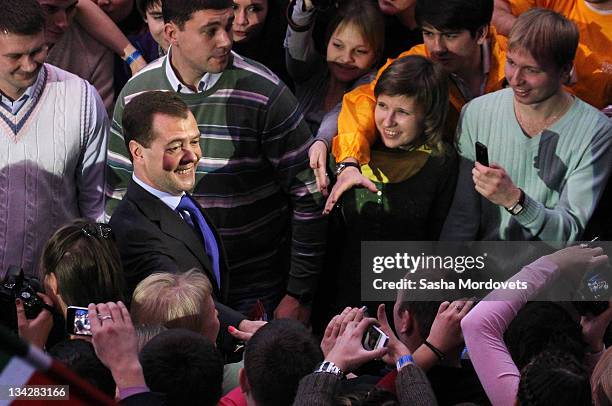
[131,270,213,333]
[508,8,578,70]
[591,347,612,406]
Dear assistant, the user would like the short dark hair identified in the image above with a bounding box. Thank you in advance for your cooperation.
[415,0,493,36]
[518,350,592,406]
[0,0,45,36]
[374,55,449,155]
[40,219,125,308]
[48,340,115,397]
[121,91,190,159]
[162,0,232,28]
[504,302,585,370]
[136,0,162,19]
[245,319,323,406]
[508,8,578,71]
[140,329,224,406]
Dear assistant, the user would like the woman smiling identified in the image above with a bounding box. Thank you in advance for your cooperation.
[328,55,458,311]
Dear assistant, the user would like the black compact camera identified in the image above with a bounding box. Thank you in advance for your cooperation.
[573,264,611,316]
[0,266,46,331]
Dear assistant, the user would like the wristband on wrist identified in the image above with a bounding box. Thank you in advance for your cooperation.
[314,360,345,378]
[124,49,143,66]
[396,354,414,371]
[335,161,361,177]
[423,340,445,361]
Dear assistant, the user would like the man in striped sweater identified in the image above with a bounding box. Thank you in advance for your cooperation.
[106,0,326,322]
[440,8,612,243]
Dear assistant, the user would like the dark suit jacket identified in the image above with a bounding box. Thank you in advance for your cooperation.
[110,179,245,328]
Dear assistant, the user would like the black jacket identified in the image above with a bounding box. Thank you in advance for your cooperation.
[110,179,245,328]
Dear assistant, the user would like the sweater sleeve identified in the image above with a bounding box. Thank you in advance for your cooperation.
[105,86,132,218]
[284,0,325,84]
[460,256,560,406]
[396,364,438,406]
[292,373,343,406]
[78,82,109,223]
[261,84,327,298]
[513,123,612,242]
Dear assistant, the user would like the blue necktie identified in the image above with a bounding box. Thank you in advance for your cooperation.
[176,195,221,289]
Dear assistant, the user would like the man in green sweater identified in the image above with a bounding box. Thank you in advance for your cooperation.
[440,8,612,242]
[106,0,326,322]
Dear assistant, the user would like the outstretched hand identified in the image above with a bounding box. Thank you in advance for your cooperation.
[323,167,377,214]
[545,245,608,282]
[229,320,267,341]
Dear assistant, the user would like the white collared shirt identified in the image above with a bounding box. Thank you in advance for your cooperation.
[133,174,183,211]
[164,46,222,93]
[0,68,44,115]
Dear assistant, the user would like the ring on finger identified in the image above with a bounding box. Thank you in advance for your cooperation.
[98,315,112,321]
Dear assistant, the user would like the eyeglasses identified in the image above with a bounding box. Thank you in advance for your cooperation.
[81,223,113,240]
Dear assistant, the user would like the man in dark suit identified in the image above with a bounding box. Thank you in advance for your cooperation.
[109,91,249,333]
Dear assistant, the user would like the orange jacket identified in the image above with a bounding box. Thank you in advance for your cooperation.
[333,29,508,164]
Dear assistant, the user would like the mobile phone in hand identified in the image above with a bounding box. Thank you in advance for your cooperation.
[475,142,489,166]
[66,306,92,336]
[362,325,388,351]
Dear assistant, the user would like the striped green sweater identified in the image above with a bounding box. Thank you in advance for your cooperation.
[441,88,612,243]
[107,53,326,303]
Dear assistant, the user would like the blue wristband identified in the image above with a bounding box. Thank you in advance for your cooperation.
[396,354,415,371]
[124,49,142,66]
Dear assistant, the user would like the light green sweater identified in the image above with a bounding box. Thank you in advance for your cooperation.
[441,88,612,243]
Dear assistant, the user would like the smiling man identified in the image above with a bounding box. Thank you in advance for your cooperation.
[0,0,107,276]
[107,0,326,323]
[492,0,612,110]
[109,90,248,335]
[440,8,612,242]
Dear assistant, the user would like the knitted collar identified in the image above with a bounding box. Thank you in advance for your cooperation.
[0,65,48,141]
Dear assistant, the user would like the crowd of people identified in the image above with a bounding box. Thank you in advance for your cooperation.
[1,0,611,404]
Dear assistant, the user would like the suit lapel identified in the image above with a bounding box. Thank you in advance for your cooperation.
[126,181,215,282]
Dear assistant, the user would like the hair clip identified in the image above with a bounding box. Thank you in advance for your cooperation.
[81,223,113,240]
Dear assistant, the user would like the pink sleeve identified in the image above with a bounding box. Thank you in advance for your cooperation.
[460,257,560,406]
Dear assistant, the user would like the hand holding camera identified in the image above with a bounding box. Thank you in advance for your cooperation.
[88,301,145,390]
[15,292,54,349]
[324,317,388,374]
[376,304,411,365]
[321,306,366,356]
